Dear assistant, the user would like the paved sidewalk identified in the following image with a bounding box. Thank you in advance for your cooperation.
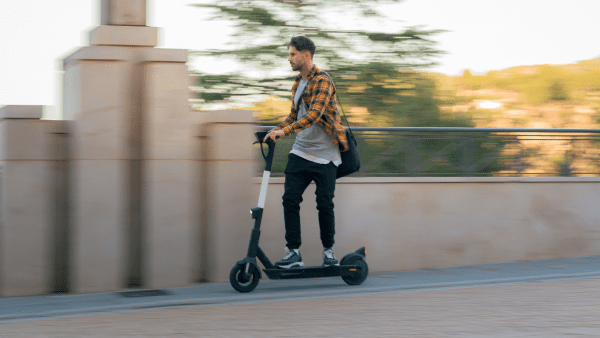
[1,256,600,337]
[3,278,600,337]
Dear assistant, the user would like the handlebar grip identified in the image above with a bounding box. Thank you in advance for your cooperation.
[254,131,269,144]
[254,132,277,171]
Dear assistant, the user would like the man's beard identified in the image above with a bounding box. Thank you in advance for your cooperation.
[291,62,302,72]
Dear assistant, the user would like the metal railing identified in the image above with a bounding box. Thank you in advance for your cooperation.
[257,126,600,177]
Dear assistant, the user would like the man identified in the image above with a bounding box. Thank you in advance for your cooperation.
[264,36,348,269]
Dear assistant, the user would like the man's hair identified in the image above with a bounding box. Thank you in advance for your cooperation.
[287,36,316,58]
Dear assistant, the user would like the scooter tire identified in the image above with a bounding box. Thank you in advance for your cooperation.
[230,263,260,293]
[341,257,368,286]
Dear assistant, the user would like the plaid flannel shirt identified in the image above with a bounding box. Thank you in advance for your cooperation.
[274,65,348,152]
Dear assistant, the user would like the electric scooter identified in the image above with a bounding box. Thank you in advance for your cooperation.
[229,131,369,293]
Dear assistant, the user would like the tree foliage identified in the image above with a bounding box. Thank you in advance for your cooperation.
[189,0,446,123]
[188,1,528,177]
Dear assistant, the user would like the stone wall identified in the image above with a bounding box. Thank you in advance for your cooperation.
[245,176,600,280]
[2,104,599,291]
[0,106,71,297]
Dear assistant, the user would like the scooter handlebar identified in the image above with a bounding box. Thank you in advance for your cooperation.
[254,131,276,172]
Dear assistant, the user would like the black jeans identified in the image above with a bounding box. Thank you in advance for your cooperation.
[282,153,337,250]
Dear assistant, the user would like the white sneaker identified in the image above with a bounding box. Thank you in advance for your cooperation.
[275,247,304,269]
[323,247,339,267]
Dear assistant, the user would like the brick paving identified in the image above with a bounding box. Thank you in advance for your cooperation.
[2,278,600,337]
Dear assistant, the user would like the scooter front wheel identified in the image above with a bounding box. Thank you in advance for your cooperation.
[230,263,260,293]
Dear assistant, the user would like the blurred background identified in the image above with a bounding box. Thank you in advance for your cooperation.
[2,0,600,176]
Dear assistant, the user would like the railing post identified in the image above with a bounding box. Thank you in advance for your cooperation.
[408,133,421,177]
[460,135,474,176]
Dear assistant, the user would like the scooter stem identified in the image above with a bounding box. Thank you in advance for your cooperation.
[254,132,277,208]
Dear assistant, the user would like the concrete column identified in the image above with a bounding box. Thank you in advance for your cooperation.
[62,0,174,293]
[140,50,196,289]
[64,54,132,293]
[0,106,66,297]
[196,111,257,283]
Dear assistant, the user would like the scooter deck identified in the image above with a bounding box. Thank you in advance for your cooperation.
[263,264,363,280]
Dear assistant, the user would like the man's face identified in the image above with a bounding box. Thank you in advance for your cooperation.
[288,46,309,72]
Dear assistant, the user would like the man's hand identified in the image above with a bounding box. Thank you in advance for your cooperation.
[264,129,285,142]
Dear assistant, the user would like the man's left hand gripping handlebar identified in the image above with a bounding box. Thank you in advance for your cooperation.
[264,129,285,143]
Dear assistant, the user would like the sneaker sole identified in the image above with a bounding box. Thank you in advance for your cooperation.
[276,262,305,269]
[322,263,340,267]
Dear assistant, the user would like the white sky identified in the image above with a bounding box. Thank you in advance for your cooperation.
[1,0,599,119]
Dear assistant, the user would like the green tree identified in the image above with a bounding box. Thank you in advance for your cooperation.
[189,0,445,126]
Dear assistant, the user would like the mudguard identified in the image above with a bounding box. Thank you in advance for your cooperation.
[340,247,366,266]
[236,257,262,279]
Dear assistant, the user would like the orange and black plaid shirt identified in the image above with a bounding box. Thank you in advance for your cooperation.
[273,65,348,152]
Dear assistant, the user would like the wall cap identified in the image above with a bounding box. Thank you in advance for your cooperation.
[140,48,188,63]
[89,25,158,47]
[195,110,255,125]
[0,105,43,119]
[63,46,135,69]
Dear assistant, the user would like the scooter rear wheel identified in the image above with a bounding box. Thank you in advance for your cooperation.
[341,256,368,286]
[230,263,260,293]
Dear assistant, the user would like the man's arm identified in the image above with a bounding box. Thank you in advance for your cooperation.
[265,75,332,142]
[264,108,297,142]
[273,110,296,131]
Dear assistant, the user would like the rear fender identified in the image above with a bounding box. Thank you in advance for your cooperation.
[340,253,364,266]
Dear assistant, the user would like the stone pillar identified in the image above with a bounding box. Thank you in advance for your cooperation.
[196,111,257,283]
[101,0,147,26]
[64,52,132,293]
[141,50,195,289]
[0,106,68,297]
[63,0,159,293]
[63,0,197,292]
